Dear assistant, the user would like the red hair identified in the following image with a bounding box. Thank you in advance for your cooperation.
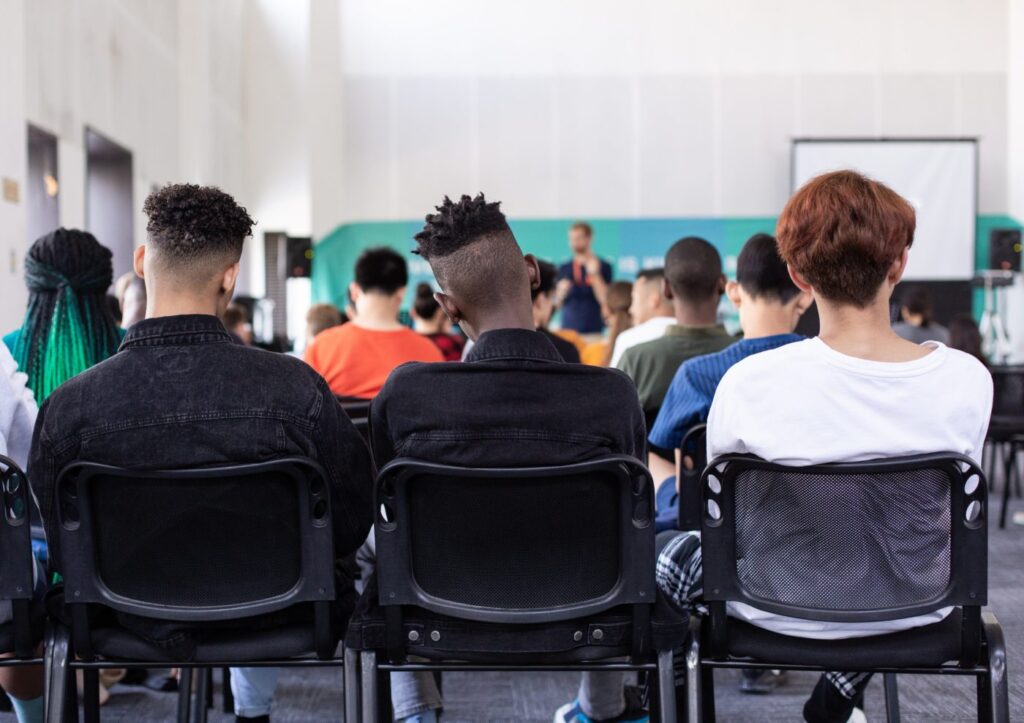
[776,170,915,307]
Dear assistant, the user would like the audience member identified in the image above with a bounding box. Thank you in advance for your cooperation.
[555,222,612,334]
[655,170,992,723]
[364,194,646,723]
[893,285,949,344]
[616,237,733,428]
[222,303,254,345]
[305,303,345,344]
[304,248,443,398]
[27,184,374,723]
[581,280,633,366]
[115,271,148,328]
[948,312,987,366]
[609,268,674,367]
[410,282,465,361]
[533,260,582,362]
[4,229,123,401]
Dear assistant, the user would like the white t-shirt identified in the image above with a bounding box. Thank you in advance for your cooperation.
[0,344,37,470]
[611,316,675,368]
[707,337,993,639]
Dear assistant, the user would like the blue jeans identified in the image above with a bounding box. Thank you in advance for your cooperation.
[230,666,280,718]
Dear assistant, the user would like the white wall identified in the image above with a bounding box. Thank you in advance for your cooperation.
[1004,0,1024,361]
[0,0,28,330]
[332,0,1009,224]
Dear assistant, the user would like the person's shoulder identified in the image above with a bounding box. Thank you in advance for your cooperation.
[937,345,991,386]
[718,337,814,386]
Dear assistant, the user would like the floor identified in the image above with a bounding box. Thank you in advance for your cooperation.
[8,501,1023,722]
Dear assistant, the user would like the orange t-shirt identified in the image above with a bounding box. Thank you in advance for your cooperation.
[304,323,444,399]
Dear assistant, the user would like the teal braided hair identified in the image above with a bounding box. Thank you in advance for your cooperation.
[13,228,121,400]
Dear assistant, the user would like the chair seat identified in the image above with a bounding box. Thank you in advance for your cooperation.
[346,575,687,664]
[89,623,329,663]
[716,609,965,669]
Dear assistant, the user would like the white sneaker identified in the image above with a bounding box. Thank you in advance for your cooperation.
[847,708,868,723]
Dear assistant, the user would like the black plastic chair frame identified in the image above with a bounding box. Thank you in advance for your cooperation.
[45,457,354,723]
[363,456,677,722]
[687,452,1009,723]
[676,423,707,532]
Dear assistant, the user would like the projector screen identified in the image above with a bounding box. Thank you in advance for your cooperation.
[791,139,977,280]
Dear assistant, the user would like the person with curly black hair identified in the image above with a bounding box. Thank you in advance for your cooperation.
[358,193,647,723]
[28,184,374,723]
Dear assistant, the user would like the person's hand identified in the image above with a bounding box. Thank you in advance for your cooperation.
[584,254,602,276]
[556,278,573,299]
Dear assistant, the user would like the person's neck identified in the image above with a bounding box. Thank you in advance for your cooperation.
[353,296,404,330]
[673,298,719,327]
[146,294,222,319]
[471,307,537,340]
[817,294,930,362]
[739,304,797,339]
[412,318,442,334]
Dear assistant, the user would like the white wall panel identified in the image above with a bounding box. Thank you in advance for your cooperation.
[340,78,395,222]
[879,74,960,136]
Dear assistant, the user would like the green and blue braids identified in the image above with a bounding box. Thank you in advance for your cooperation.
[13,228,122,400]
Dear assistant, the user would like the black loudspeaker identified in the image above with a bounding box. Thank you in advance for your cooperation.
[287,236,312,278]
[989,229,1022,272]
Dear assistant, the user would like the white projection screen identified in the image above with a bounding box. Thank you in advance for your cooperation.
[791,139,977,280]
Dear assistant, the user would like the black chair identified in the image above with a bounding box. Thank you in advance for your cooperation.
[347,456,684,722]
[337,397,372,443]
[0,455,45,661]
[45,457,357,723]
[986,365,1024,528]
[688,453,1009,722]
[676,424,707,532]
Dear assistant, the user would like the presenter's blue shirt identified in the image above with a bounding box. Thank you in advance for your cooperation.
[557,258,612,334]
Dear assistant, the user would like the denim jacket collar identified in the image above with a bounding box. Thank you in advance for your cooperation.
[465,328,563,364]
[121,314,233,349]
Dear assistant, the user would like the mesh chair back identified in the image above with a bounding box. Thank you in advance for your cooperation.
[375,456,654,624]
[701,454,986,623]
[56,458,335,622]
[990,366,1024,420]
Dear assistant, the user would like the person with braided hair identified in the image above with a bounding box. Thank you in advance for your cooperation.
[4,228,124,401]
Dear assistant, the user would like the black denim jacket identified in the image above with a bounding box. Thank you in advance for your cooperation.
[28,315,374,650]
[369,328,647,469]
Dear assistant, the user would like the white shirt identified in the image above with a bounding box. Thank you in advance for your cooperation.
[0,344,38,470]
[611,316,675,368]
[707,337,993,639]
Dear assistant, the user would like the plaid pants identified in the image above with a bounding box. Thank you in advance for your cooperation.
[656,531,871,719]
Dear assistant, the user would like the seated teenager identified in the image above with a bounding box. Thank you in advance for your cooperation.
[410,282,465,361]
[581,281,633,366]
[28,184,374,723]
[305,247,443,398]
[616,236,733,483]
[655,170,992,723]
[533,260,582,363]
[892,285,949,345]
[609,268,675,367]
[365,194,647,723]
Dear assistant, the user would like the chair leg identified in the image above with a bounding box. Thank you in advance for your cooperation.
[344,646,360,723]
[982,612,1010,723]
[176,668,193,723]
[657,649,678,723]
[81,669,100,723]
[685,620,702,723]
[189,667,209,723]
[700,667,715,723]
[883,673,900,723]
[63,665,78,723]
[44,624,71,723]
[221,667,233,714]
[1000,443,1013,529]
[360,652,378,723]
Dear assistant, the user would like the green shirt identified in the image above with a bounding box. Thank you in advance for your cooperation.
[616,324,735,416]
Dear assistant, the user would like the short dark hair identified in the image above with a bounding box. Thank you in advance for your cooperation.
[736,233,800,303]
[355,247,408,295]
[777,170,915,307]
[570,221,593,238]
[413,194,511,260]
[413,282,441,318]
[664,236,723,303]
[900,285,934,325]
[222,304,248,330]
[143,184,254,271]
[636,267,665,284]
[532,260,558,301]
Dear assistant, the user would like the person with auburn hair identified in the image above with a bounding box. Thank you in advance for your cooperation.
[651,171,992,723]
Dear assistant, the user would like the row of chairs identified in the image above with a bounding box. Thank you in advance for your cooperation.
[0,444,1010,721]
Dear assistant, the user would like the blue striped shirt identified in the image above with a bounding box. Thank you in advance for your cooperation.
[649,333,803,450]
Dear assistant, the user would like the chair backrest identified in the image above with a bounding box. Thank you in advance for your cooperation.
[375,455,655,625]
[337,397,371,421]
[701,453,987,652]
[56,457,336,624]
[677,423,708,531]
[990,365,1024,420]
[0,455,37,657]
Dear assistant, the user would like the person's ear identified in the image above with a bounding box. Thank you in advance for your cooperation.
[133,245,146,278]
[221,262,240,297]
[791,290,814,317]
[661,276,675,301]
[348,281,361,305]
[435,292,462,326]
[524,254,541,293]
[725,280,742,308]
[393,285,407,304]
[717,274,727,296]
[787,265,813,294]
[888,246,910,285]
